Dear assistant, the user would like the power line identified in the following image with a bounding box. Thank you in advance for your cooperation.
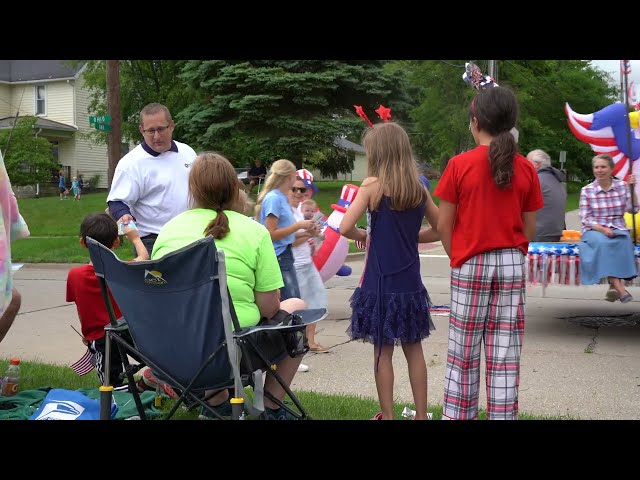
[0,96,21,112]
[503,60,567,104]
[438,60,466,68]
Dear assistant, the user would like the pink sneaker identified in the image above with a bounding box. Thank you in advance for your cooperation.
[371,412,383,420]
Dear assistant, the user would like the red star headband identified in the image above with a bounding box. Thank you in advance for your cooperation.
[354,104,392,127]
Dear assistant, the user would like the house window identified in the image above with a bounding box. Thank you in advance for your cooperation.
[35,85,46,115]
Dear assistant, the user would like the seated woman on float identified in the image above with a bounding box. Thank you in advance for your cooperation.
[578,153,638,303]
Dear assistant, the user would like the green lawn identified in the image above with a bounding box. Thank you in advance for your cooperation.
[14,184,367,263]
[17,192,110,236]
[12,181,581,263]
[14,192,134,263]
[0,358,573,420]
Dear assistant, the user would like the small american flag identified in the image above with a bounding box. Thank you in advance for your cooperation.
[70,348,95,376]
[621,60,632,75]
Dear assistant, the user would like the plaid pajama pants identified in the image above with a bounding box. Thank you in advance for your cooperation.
[443,248,526,420]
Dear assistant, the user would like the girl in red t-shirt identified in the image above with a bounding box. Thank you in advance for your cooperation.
[434,87,543,420]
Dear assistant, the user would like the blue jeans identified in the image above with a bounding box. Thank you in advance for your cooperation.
[277,244,300,301]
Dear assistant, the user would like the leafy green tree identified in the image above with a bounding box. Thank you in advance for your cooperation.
[212,134,279,170]
[395,60,617,179]
[0,117,57,186]
[77,60,196,144]
[177,60,409,169]
[306,146,354,178]
[386,60,474,171]
[500,60,616,180]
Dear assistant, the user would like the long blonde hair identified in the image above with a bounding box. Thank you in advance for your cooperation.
[363,122,426,210]
[254,159,296,219]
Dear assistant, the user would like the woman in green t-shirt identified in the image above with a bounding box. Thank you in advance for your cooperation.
[152,152,306,420]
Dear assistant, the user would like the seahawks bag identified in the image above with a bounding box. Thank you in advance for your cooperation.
[29,388,117,420]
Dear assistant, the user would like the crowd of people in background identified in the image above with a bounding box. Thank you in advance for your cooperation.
[3,83,639,422]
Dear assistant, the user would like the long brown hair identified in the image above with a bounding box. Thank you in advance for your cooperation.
[189,152,240,239]
[471,87,519,189]
[362,122,426,210]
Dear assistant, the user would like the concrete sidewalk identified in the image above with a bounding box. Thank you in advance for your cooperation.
[2,210,639,419]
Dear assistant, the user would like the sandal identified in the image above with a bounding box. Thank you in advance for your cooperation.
[309,344,329,353]
[620,291,633,303]
[371,412,383,420]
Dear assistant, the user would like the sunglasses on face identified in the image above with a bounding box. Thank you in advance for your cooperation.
[291,187,308,194]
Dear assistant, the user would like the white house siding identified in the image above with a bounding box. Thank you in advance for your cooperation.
[74,74,108,188]
[10,85,34,115]
[351,153,367,181]
[57,137,76,173]
[310,153,367,182]
[0,84,11,117]
[44,82,74,125]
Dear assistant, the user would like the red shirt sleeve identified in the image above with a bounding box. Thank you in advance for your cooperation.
[433,158,458,204]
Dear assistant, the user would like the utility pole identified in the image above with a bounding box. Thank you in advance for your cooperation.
[622,60,637,243]
[488,60,496,81]
[620,60,625,103]
[106,60,121,187]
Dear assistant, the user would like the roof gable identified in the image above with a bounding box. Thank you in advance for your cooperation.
[0,60,85,82]
[0,116,77,132]
[334,136,365,154]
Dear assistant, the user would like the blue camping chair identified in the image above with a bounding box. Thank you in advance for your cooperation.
[86,235,327,420]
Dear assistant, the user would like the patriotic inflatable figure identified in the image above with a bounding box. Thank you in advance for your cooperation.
[565,102,640,197]
[313,184,359,282]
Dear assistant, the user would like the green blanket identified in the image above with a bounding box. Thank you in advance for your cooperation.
[0,387,164,420]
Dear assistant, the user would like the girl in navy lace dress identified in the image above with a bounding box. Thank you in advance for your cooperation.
[340,122,439,420]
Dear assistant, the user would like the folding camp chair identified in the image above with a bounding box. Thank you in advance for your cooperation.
[86,235,327,420]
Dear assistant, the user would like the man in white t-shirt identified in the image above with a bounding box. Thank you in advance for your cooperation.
[107,103,197,253]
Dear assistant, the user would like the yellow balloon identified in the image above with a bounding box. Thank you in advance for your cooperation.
[631,111,639,129]
[624,212,640,236]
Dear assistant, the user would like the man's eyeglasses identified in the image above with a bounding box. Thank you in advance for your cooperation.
[142,125,170,135]
[291,187,308,194]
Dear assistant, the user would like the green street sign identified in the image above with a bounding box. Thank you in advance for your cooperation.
[89,115,112,125]
[94,123,111,132]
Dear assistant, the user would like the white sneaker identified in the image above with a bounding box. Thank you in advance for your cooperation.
[297,363,309,372]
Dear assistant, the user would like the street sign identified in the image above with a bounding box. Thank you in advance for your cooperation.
[89,115,111,125]
[559,150,567,169]
[94,123,111,132]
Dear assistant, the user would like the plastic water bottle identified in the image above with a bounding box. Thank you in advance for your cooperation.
[1,358,20,397]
